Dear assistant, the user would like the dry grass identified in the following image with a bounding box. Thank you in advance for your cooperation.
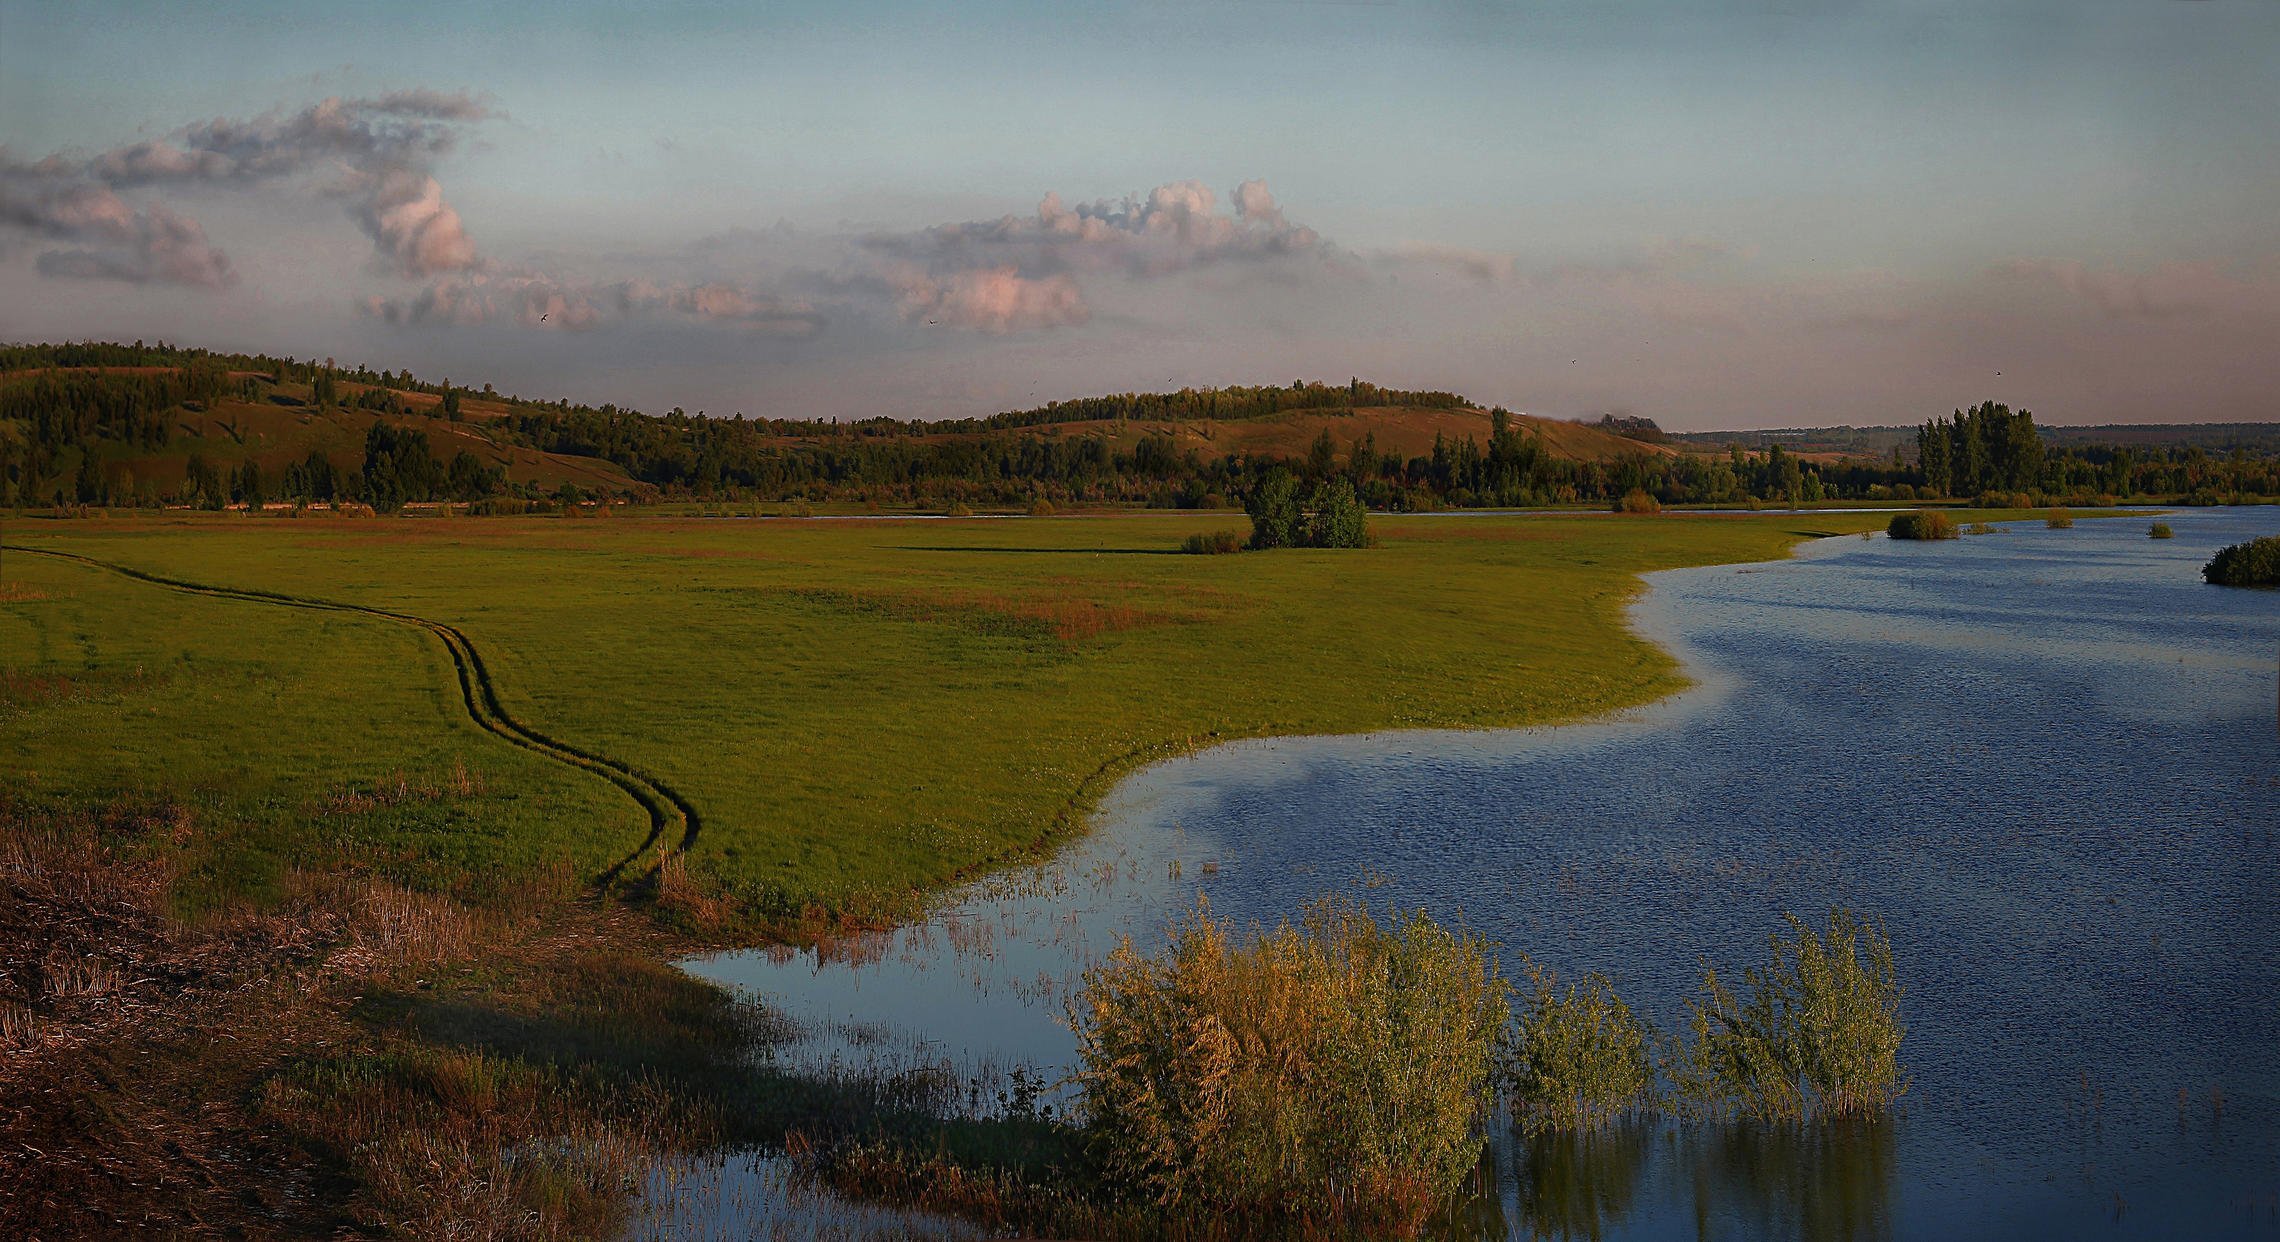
[0,800,746,1239]
[1072,897,1508,1237]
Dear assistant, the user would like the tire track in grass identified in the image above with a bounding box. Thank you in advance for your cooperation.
[4,544,698,885]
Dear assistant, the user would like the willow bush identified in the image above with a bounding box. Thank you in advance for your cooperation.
[1669,910,1908,1122]
[1501,961,1655,1135]
[1886,510,1957,540]
[2148,522,2174,539]
[2204,535,2280,586]
[1070,898,1508,1237]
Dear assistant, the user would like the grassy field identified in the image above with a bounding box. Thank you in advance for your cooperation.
[3,505,1929,924]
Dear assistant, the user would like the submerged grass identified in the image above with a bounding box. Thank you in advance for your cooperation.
[1071,897,1508,1237]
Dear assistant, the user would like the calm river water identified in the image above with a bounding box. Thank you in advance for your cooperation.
[638,507,2280,1241]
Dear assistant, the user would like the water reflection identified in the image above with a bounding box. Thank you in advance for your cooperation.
[1509,1124,1653,1241]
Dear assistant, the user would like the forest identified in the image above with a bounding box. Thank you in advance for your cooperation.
[3,342,2275,511]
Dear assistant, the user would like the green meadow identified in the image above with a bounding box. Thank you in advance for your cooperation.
[4,507,1915,922]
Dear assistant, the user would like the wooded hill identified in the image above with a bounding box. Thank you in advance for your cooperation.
[4,341,2275,511]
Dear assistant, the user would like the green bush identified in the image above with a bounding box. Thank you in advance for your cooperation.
[2045,507,2073,529]
[1501,961,1654,1135]
[2148,522,2173,539]
[1179,530,1244,555]
[1668,910,1907,1122]
[1245,469,1303,550]
[945,501,974,518]
[1886,511,1958,540]
[1306,477,1371,548]
[1613,489,1661,515]
[1072,898,1508,1235]
[1964,522,1997,536]
[2203,535,2280,587]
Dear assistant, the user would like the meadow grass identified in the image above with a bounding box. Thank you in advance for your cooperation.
[4,507,1925,923]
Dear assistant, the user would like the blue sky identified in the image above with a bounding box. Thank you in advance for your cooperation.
[3,1,2275,426]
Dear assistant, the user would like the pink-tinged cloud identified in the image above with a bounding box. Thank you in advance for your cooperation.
[0,169,234,288]
[353,171,479,277]
[889,264,1088,333]
[5,91,490,290]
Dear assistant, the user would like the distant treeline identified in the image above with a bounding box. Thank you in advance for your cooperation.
[4,340,2276,511]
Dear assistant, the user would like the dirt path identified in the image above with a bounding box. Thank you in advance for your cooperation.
[3,544,699,882]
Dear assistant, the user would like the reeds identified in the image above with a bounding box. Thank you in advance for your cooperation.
[1070,897,1508,1236]
[1501,960,1654,1135]
[1669,910,1908,1122]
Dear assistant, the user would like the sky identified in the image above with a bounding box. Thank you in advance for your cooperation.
[2,1,2276,429]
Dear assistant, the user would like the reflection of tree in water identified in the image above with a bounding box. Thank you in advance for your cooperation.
[1511,1123,1653,1241]
[1683,1117,1896,1242]
[1470,1117,1894,1242]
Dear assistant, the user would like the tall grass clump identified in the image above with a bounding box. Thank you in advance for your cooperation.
[2203,535,2280,586]
[1180,530,1244,555]
[2045,507,2073,529]
[1669,910,1907,1123]
[2148,522,2174,539]
[1071,897,1509,1237]
[1886,510,1957,540]
[1614,489,1661,515]
[1501,961,1655,1135]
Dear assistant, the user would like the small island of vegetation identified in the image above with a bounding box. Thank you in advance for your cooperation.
[1887,510,1959,540]
[2203,535,2280,587]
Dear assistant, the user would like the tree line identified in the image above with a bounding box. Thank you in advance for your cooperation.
[5,341,2275,511]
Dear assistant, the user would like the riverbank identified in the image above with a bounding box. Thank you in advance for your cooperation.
[2,506,2122,1235]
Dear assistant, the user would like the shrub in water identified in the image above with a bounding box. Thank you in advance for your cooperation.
[1964,522,1997,536]
[1614,489,1661,515]
[1886,511,1957,541]
[2149,522,2174,539]
[1071,897,1509,1236]
[1179,530,1244,555]
[2203,535,2280,587]
[1668,910,1907,1123]
[2045,507,2073,529]
[1501,961,1655,1136]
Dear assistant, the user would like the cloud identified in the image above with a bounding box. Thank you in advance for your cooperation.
[351,170,478,276]
[887,264,1088,333]
[2,90,490,289]
[0,168,235,288]
[868,177,1325,281]
[364,271,825,337]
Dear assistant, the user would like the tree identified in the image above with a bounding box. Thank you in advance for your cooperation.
[234,459,265,509]
[75,451,102,505]
[1305,428,1337,480]
[442,385,463,420]
[1306,477,1369,548]
[1246,467,1302,549]
[185,453,223,510]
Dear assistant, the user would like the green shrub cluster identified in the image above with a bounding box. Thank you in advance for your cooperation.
[1244,468,1369,550]
[1614,489,1661,515]
[2148,522,2174,539]
[2044,507,2073,529]
[1886,510,1958,540]
[2203,535,2280,587]
[1179,530,1245,556]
